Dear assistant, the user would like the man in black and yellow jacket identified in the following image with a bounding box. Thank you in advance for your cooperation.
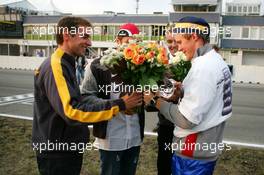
[32,16,142,175]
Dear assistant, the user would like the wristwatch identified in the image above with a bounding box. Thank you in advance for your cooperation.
[150,95,159,107]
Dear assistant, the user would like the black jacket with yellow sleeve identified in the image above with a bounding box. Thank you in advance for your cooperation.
[32,48,126,149]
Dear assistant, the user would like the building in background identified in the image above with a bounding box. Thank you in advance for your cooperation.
[0,0,37,55]
[0,0,263,83]
[221,0,264,82]
[170,0,264,83]
[170,0,221,45]
[22,14,168,57]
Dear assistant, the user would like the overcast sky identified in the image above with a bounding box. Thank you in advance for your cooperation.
[29,0,173,14]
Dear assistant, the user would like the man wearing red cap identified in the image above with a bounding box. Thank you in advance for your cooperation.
[115,23,140,44]
[81,23,144,175]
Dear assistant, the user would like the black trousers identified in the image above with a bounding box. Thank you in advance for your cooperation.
[157,124,174,175]
[36,152,83,175]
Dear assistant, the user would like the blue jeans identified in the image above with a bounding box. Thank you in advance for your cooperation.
[172,153,216,175]
[99,146,140,175]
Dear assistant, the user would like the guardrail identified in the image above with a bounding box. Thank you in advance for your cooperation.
[0,55,46,70]
[0,55,264,84]
[232,65,264,84]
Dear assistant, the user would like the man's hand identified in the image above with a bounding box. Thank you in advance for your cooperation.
[143,91,155,106]
[174,81,182,91]
[164,81,183,103]
[166,90,182,103]
[121,92,143,110]
[124,108,135,115]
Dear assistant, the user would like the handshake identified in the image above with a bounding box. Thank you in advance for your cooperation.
[121,80,183,114]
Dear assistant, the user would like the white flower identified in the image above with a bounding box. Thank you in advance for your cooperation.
[132,33,144,41]
[100,48,124,68]
[103,48,113,55]
[128,39,137,44]
[170,51,187,65]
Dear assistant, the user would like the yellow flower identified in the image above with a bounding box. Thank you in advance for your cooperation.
[132,54,146,65]
[129,43,137,49]
[158,47,166,55]
[157,53,169,65]
[147,42,158,49]
[146,51,155,59]
[124,47,134,60]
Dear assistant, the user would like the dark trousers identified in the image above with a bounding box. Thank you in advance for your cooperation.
[157,124,174,175]
[36,152,83,175]
[99,146,140,175]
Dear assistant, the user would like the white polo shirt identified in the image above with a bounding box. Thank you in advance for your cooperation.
[175,49,232,137]
[93,82,141,151]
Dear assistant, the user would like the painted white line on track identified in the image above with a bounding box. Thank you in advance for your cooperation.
[20,102,33,105]
[0,98,34,106]
[20,99,34,105]
[223,140,264,149]
[0,93,33,102]
[0,113,33,120]
[1,113,264,149]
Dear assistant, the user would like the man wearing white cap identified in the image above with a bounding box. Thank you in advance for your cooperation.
[81,23,144,175]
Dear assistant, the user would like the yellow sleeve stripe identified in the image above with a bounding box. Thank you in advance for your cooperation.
[50,48,120,123]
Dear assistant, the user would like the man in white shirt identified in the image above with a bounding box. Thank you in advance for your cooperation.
[144,16,232,175]
[81,23,144,175]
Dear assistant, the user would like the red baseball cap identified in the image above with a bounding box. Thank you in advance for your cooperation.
[117,23,140,37]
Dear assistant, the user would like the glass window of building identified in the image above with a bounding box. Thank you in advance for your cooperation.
[103,26,107,35]
[143,25,149,40]
[243,6,247,13]
[91,25,101,41]
[24,26,32,39]
[225,32,231,38]
[107,26,115,40]
[209,6,216,12]
[253,6,258,13]
[233,6,237,13]
[174,5,182,12]
[227,5,232,13]
[224,26,232,38]
[24,26,32,34]
[152,25,159,36]
[260,28,264,40]
[248,6,253,13]
[230,26,240,38]
[250,27,258,39]
[0,14,4,21]
[242,27,249,39]
[138,26,143,34]
[114,26,120,35]
[238,6,242,14]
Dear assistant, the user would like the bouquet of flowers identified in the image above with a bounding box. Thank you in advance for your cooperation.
[101,42,169,89]
[159,51,191,99]
[100,48,124,69]
[169,51,191,82]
